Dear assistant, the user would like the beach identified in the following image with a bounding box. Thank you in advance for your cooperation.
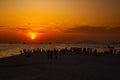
[0,53,120,80]
[0,0,120,80]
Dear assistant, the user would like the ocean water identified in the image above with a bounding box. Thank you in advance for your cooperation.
[0,43,120,58]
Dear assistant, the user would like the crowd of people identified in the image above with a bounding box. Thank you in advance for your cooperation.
[20,46,120,58]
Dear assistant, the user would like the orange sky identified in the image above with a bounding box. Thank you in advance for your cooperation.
[0,0,120,43]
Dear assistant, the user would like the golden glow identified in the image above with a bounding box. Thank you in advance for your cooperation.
[32,36,35,40]
[29,32,36,40]
[0,0,120,43]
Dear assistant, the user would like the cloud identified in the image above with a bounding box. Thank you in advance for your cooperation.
[0,26,5,27]
[16,27,32,31]
[16,27,47,33]
[0,26,13,31]
[64,25,120,34]
[32,30,47,33]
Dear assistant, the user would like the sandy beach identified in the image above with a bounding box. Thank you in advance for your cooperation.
[0,54,120,80]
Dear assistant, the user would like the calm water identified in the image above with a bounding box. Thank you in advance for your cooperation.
[0,43,120,58]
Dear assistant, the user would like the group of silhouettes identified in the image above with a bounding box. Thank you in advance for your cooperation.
[20,48,59,59]
[20,46,120,58]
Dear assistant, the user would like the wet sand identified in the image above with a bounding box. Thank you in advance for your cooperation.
[0,54,120,80]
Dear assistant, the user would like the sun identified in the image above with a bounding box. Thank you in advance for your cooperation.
[29,32,36,40]
[31,36,35,40]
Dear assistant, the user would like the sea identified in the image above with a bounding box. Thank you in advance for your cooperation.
[0,43,120,58]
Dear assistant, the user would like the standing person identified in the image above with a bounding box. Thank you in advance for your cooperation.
[54,48,58,60]
[94,49,97,56]
[49,50,53,59]
[47,50,50,59]
[20,50,23,55]
[27,49,31,57]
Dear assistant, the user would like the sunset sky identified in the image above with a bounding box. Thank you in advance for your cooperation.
[0,0,120,43]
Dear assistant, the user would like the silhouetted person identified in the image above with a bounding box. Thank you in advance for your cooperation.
[54,48,58,60]
[90,48,93,55]
[87,48,90,54]
[33,49,37,54]
[23,49,26,54]
[27,49,31,57]
[20,50,23,55]
[83,48,87,55]
[70,48,73,55]
[50,50,53,59]
[47,50,50,59]
[94,49,97,56]
[114,49,116,55]
[36,48,40,55]
[109,49,113,55]
[42,50,46,56]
